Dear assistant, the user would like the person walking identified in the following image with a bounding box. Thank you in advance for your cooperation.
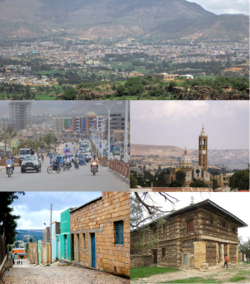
[224,254,229,269]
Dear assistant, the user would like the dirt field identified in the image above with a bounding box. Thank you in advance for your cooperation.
[131,262,250,283]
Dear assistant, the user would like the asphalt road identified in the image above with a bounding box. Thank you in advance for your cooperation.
[0,158,128,192]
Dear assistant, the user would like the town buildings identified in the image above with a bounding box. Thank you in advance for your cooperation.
[131,199,247,269]
[27,192,130,279]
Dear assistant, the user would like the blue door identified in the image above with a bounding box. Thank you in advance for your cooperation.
[91,233,96,268]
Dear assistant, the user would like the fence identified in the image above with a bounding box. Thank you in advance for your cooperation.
[108,159,130,180]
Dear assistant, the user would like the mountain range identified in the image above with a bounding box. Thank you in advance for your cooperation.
[0,0,248,41]
[131,144,249,170]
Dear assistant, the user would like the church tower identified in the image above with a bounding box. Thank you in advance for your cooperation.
[199,125,208,171]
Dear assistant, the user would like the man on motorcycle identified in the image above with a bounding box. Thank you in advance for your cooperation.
[5,157,14,172]
[90,155,99,172]
[67,156,72,167]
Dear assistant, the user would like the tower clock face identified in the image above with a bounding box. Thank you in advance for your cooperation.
[202,150,206,154]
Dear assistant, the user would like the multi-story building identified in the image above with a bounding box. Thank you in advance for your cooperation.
[64,117,72,129]
[131,199,247,269]
[9,101,31,131]
[105,112,125,138]
[53,117,64,133]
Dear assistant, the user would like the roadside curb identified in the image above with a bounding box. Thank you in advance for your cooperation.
[108,168,130,185]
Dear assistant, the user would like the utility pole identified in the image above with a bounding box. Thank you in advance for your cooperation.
[124,101,128,163]
[50,203,52,264]
[3,119,7,157]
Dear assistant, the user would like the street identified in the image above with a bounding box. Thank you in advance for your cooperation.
[2,259,130,284]
[0,157,128,191]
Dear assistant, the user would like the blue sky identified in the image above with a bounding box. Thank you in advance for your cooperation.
[188,0,249,15]
[12,192,102,229]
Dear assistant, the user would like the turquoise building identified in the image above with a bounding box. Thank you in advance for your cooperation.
[59,208,71,261]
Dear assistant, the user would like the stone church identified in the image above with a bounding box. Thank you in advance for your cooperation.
[165,125,213,187]
[131,199,247,269]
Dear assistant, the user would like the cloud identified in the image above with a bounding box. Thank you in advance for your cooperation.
[187,0,249,15]
[132,101,209,124]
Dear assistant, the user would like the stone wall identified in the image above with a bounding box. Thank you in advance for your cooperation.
[131,255,152,269]
[229,244,237,263]
[70,192,130,278]
[206,242,217,266]
[29,242,38,264]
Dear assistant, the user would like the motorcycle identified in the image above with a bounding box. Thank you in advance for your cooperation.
[74,160,79,169]
[6,163,13,178]
[47,162,61,174]
[63,161,71,171]
[91,161,98,176]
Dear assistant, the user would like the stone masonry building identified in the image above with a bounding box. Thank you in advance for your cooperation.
[131,199,247,269]
[70,192,130,278]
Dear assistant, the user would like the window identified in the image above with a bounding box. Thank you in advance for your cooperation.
[232,227,236,233]
[163,224,166,231]
[162,248,166,258]
[153,227,156,233]
[81,233,86,249]
[222,222,226,229]
[115,221,124,245]
[187,220,194,231]
[209,218,213,225]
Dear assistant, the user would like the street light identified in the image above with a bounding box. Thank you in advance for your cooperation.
[96,102,122,160]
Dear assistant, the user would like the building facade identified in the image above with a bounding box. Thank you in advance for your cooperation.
[51,221,61,262]
[60,208,72,262]
[131,199,247,269]
[70,192,130,278]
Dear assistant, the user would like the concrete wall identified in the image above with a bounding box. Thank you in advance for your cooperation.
[29,242,38,264]
[70,192,130,278]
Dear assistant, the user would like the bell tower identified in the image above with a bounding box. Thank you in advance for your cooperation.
[199,124,208,171]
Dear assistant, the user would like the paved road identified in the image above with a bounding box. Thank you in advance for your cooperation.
[0,157,128,191]
[2,260,129,284]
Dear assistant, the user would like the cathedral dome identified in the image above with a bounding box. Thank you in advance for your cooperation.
[179,149,192,168]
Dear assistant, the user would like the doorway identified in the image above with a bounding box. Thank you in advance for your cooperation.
[153,249,157,264]
[91,233,96,268]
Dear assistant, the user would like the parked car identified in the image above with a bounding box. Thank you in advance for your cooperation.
[21,155,42,173]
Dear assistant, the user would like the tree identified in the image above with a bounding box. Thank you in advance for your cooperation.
[212,179,220,190]
[169,180,183,187]
[61,88,76,100]
[130,174,138,188]
[189,180,208,187]
[229,170,249,190]
[175,171,186,185]
[0,192,25,244]
[239,237,250,260]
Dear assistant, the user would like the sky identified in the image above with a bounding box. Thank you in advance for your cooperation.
[12,191,102,230]
[131,101,249,149]
[187,0,249,15]
[133,192,250,241]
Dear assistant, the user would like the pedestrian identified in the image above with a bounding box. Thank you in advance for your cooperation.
[224,254,229,269]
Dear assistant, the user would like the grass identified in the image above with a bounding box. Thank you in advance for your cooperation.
[229,276,247,282]
[243,262,250,265]
[130,266,180,280]
[35,94,56,100]
[160,277,223,283]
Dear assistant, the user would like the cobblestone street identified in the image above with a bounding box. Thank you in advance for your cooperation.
[2,262,130,284]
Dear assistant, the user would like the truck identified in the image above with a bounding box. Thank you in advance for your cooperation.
[113,146,121,155]
[18,148,32,166]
